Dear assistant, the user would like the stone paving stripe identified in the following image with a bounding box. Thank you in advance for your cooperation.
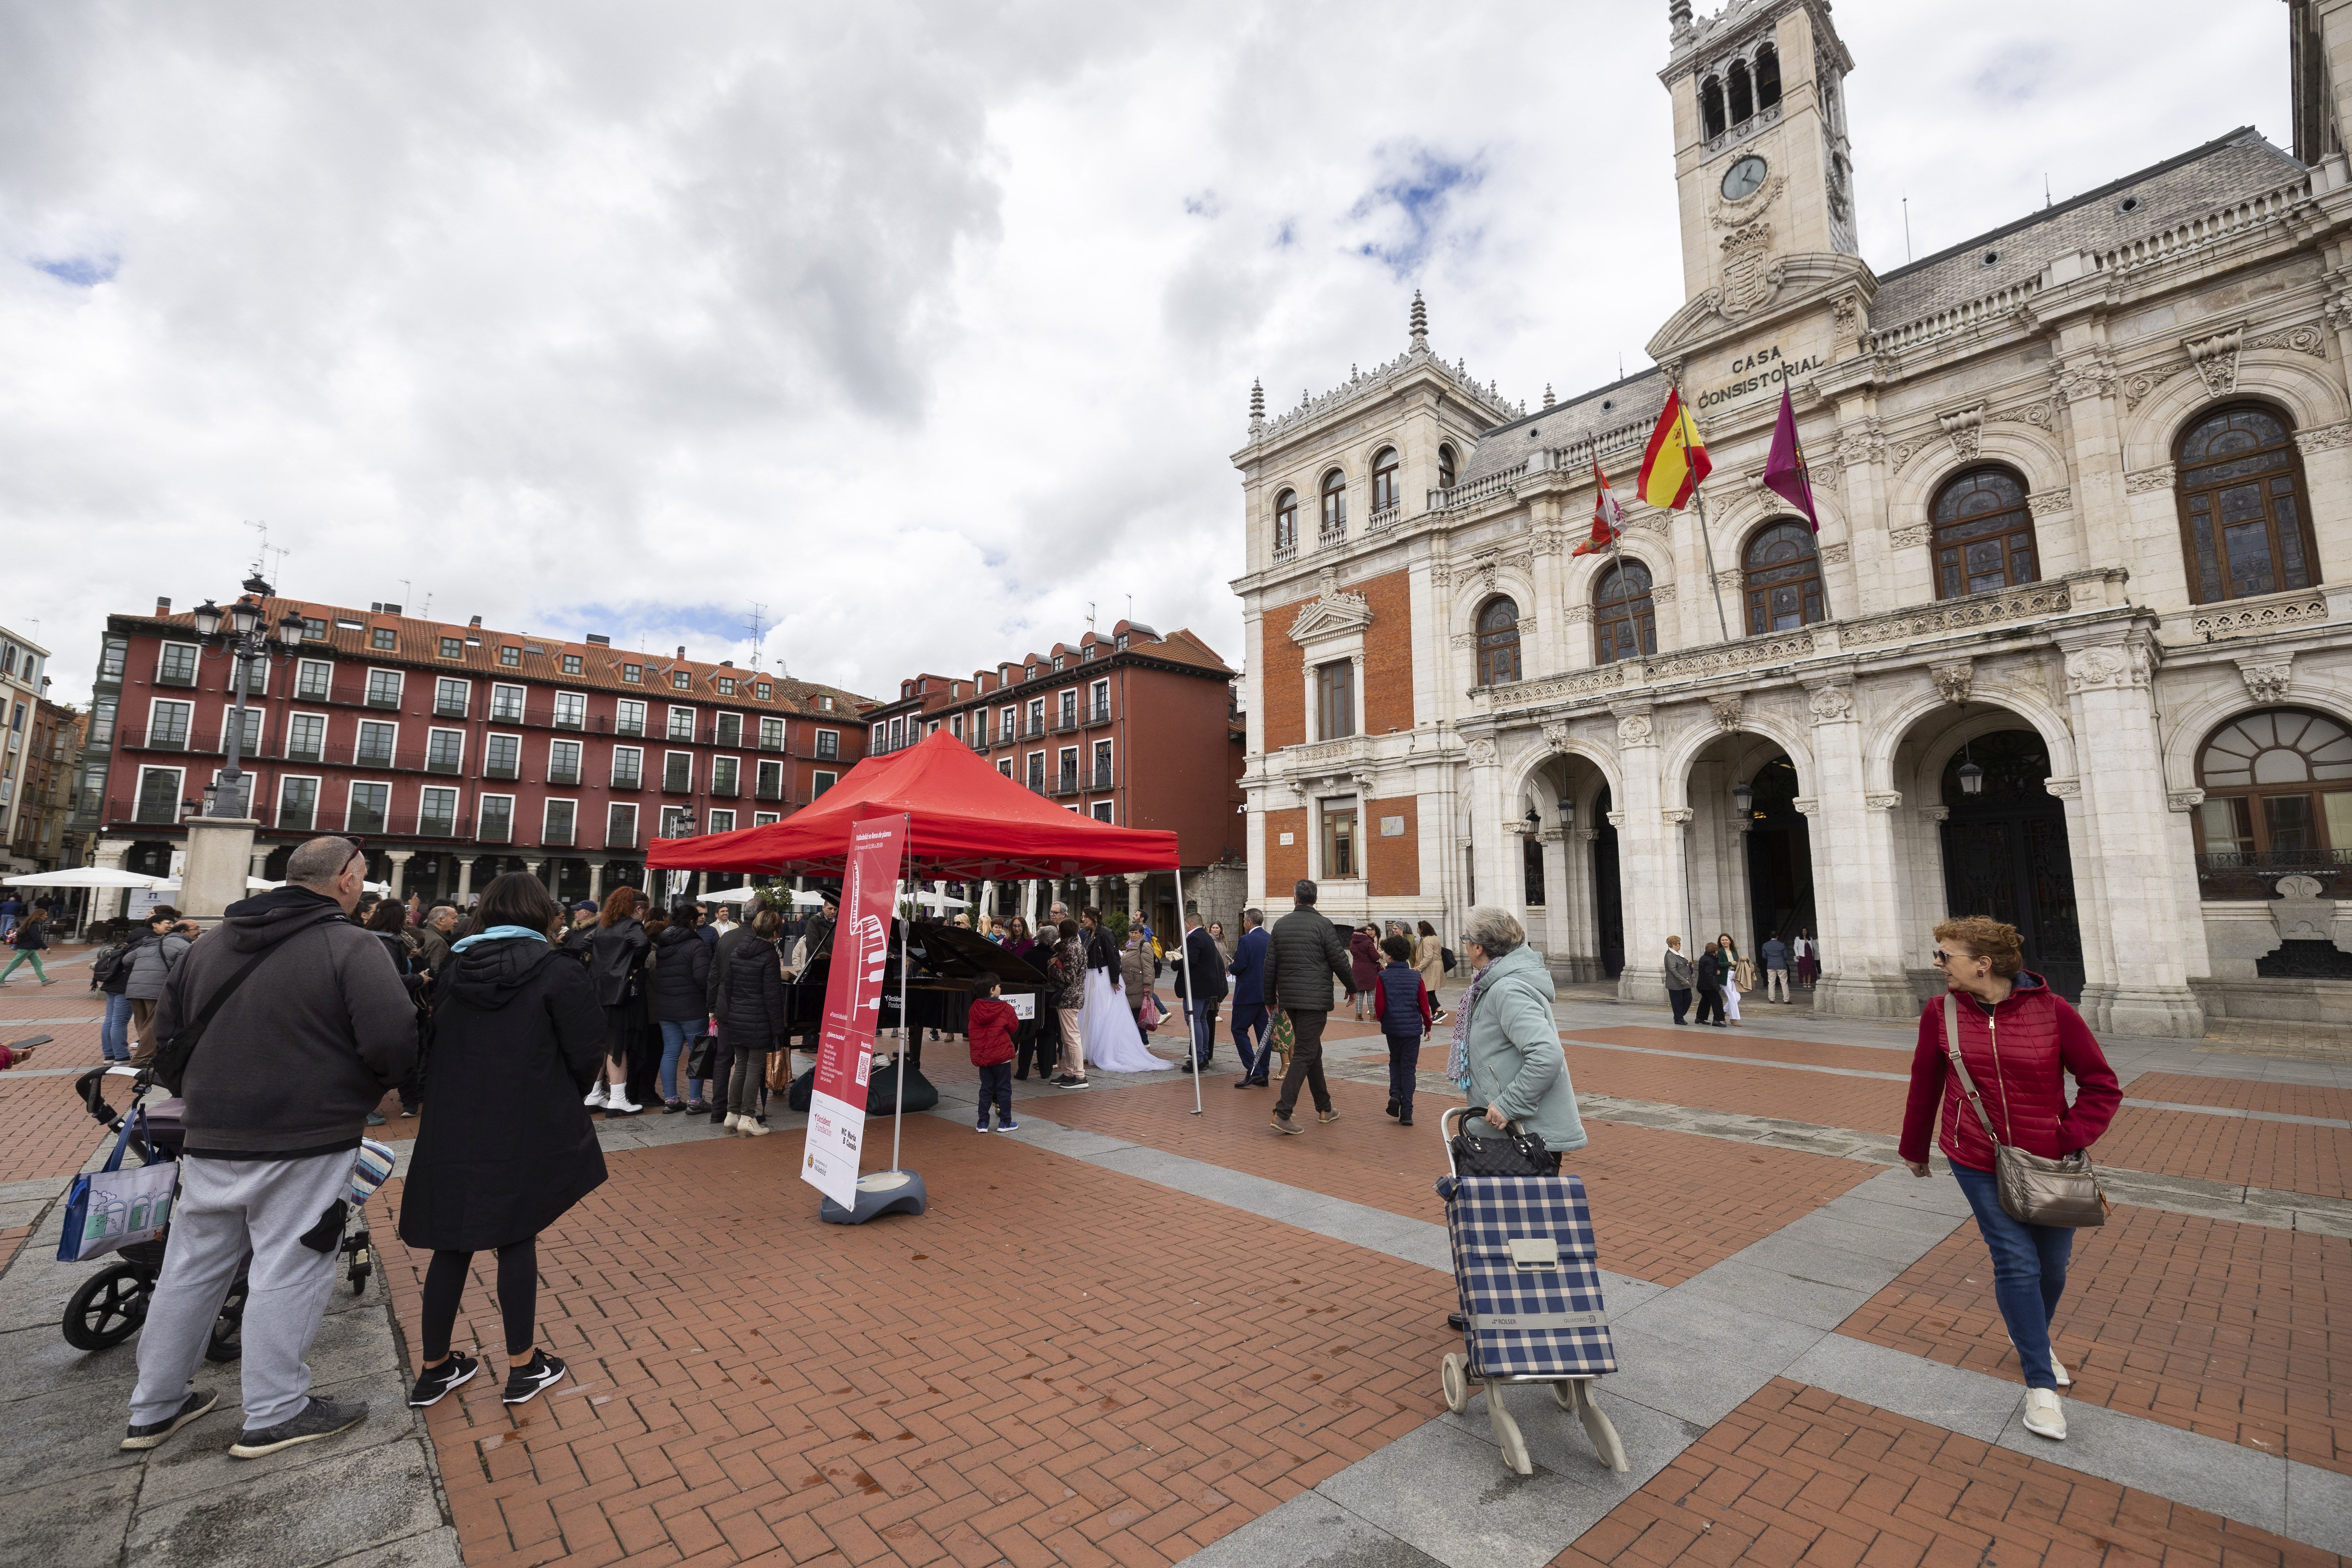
[2121,1096,2352,1129]
[1560,1036,1912,1081]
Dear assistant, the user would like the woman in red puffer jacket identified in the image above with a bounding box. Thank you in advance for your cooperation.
[1900,915,2120,1446]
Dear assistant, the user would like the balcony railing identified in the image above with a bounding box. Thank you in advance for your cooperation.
[489,704,525,724]
[1092,764,1113,791]
[434,700,469,720]
[710,776,740,798]
[553,712,584,731]
[478,815,513,844]
[425,752,463,775]
[1051,714,1078,734]
[755,777,784,800]
[1087,702,1111,725]
[606,823,638,849]
[662,768,694,794]
[354,744,396,769]
[1050,770,1081,797]
[543,822,576,848]
[364,692,401,711]
[156,667,197,689]
[2196,848,2352,886]
[610,771,642,792]
[548,766,582,787]
[484,759,520,780]
[757,731,787,752]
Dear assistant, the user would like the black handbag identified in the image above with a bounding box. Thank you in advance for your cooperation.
[1449,1111,1555,1177]
[684,1034,716,1082]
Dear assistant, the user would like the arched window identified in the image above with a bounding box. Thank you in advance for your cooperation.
[1438,443,1458,491]
[1700,77,1727,140]
[1728,60,1753,124]
[1273,489,1297,554]
[1319,469,1348,540]
[1931,466,2038,598]
[2177,403,2320,604]
[1755,45,1781,110]
[1594,560,1656,665]
[2194,708,2352,874]
[1371,447,1400,512]
[1742,521,1825,634]
[1477,597,1521,687]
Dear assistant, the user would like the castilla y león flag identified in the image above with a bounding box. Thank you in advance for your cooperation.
[1762,386,1819,531]
[1572,462,1624,556]
[1637,387,1711,511]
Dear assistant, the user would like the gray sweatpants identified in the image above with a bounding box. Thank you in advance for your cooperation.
[128,1149,356,1430]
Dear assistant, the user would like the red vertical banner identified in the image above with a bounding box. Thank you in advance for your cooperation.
[800,812,907,1207]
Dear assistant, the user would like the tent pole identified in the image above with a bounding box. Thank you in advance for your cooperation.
[892,862,911,1173]
[1175,866,1203,1116]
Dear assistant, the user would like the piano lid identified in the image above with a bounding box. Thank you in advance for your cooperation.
[796,918,1050,989]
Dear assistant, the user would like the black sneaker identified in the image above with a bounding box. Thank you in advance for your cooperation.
[229,1395,367,1459]
[503,1352,567,1405]
[407,1352,479,1408]
[1386,1099,1398,1118]
[121,1387,217,1450]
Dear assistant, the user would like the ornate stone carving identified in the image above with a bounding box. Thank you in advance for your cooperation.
[1616,711,1655,746]
[2124,465,2177,494]
[1889,522,1931,550]
[1890,441,1920,472]
[2052,352,2117,407]
[1651,582,1678,604]
[1565,605,1596,625]
[2246,321,2327,358]
[1790,797,1819,817]
[2167,788,2206,812]
[2235,656,2293,704]
[1939,404,1985,460]
[2043,776,2084,800]
[1805,680,1856,723]
[2295,422,2352,454]
[1288,587,1373,645]
[2185,327,2243,396]
[1920,805,1952,823]
[1576,827,1600,844]
[2190,592,2328,639]
[2272,875,2333,941]
[1708,694,1743,731]
[1865,791,1904,812]
[1930,661,1974,706]
[2062,643,2150,694]
[1606,811,1628,828]
[1714,568,1744,591]
[1842,579,2079,648]
[1540,720,1573,754]
[2121,368,2166,411]
[1820,541,1851,565]
[1717,219,1776,317]
[1661,807,1696,826]
[1450,631,1477,648]
[1463,738,1498,766]
[2027,487,2073,517]
[1988,396,2058,431]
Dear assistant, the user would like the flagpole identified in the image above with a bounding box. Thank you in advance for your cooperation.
[1677,377,1734,643]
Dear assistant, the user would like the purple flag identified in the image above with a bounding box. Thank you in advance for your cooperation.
[1762,386,1817,532]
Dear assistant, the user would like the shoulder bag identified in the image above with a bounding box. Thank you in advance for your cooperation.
[1941,994,2108,1227]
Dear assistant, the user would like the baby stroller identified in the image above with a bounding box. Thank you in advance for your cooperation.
[1435,1106,1630,1477]
[60,1067,375,1355]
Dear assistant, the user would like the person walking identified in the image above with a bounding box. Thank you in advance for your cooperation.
[697,902,756,1118]
[1226,908,1271,1087]
[1374,933,1433,1126]
[583,887,651,1114]
[0,908,56,985]
[124,907,192,1066]
[650,903,712,1112]
[400,872,606,1408]
[1719,932,1748,1024]
[967,977,1020,1133]
[0,891,20,939]
[1449,906,1585,1165]
[92,924,138,1063]
[1414,920,1448,1016]
[121,837,417,1459]
[1761,933,1791,1003]
[1046,919,1089,1089]
[1693,938,1728,1027]
[1348,926,1381,1021]
[717,909,787,1135]
[1266,881,1355,1135]
[1171,910,1227,1074]
[1663,936,1694,1024]
[1900,916,2121,1443]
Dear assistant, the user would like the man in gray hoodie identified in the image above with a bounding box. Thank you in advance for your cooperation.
[121,836,417,1461]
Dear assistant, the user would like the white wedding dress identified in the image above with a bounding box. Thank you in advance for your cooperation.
[1081,966,1170,1073]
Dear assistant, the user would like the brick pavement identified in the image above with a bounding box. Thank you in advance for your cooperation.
[1549,1378,2346,1568]
[1838,1202,2351,1477]
[381,1111,1459,1568]
[2119,1074,2352,1123]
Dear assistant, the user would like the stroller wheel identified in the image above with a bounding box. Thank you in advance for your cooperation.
[1440,1353,1470,1415]
[63,1262,151,1351]
[204,1278,249,1364]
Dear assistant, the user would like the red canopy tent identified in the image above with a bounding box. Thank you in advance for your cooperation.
[646,728,1179,880]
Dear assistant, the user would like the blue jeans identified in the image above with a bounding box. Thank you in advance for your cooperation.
[975,1061,1013,1127]
[1385,1034,1421,1117]
[102,991,134,1062]
[1230,1003,1269,1080]
[658,1020,694,1103]
[1187,999,1217,1067]
[1950,1160,2073,1391]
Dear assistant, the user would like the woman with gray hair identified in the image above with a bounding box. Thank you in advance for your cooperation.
[1444,907,1585,1167]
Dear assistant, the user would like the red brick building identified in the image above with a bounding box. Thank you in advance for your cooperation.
[864,621,1247,933]
[79,594,873,905]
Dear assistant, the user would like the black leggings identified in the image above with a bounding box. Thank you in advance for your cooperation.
[420,1237,538,1361]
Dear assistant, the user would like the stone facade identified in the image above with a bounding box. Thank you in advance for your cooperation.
[1229,0,2352,1038]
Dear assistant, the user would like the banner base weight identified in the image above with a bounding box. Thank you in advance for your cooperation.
[820,1170,927,1226]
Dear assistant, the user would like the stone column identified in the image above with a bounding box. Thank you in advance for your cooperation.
[455,856,477,903]
[96,837,134,921]
[385,848,415,902]
[2054,635,2207,1035]
[179,816,260,923]
[979,880,994,922]
[1123,872,1145,919]
[1569,827,1602,982]
[588,859,606,906]
[1609,706,1675,1004]
[1536,827,1577,979]
[1463,736,1514,927]
[525,860,544,889]
[1085,876,1102,914]
[1803,676,1915,1018]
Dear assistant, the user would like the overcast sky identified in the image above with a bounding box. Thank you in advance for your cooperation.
[0,0,2287,706]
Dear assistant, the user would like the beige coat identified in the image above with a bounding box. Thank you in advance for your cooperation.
[1415,933,1446,995]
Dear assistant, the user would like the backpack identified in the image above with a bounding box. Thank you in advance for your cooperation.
[91,939,137,989]
[1441,946,1457,974]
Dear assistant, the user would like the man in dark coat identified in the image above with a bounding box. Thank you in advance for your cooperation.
[1265,880,1357,1134]
[1169,910,1228,1073]
[1225,908,1271,1087]
[1694,939,1729,1027]
[650,906,712,1110]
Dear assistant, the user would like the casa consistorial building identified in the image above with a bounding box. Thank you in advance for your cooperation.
[1231,0,2352,1039]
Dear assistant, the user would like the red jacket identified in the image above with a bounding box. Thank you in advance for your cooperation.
[1898,974,2121,1172]
[967,997,1019,1068]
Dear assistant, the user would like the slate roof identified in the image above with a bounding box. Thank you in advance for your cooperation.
[1454,368,1674,488]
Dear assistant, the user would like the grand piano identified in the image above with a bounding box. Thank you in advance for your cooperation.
[787,917,1053,1047]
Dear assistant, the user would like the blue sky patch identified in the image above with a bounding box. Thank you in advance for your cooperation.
[33,254,119,287]
[1350,148,1483,276]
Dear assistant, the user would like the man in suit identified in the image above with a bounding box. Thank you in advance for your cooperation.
[1170,910,1229,1074]
[1225,908,1271,1086]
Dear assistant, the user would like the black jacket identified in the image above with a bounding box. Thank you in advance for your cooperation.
[587,918,651,1007]
[1267,904,1356,1012]
[708,923,754,1014]
[156,886,417,1160]
[1084,927,1119,972]
[718,935,787,1049]
[650,925,711,1023]
[1170,926,1229,1002]
[1696,948,1730,993]
[398,935,608,1251]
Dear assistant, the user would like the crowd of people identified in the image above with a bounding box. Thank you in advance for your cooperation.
[1660,928,1821,1025]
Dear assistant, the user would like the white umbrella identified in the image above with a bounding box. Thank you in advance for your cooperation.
[2,867,163,889]
[152,876,281,893]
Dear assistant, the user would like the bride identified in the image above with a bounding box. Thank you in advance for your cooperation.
[1078,912,1170,1074]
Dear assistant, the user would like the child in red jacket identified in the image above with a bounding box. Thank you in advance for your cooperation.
[967,979,1021,1133]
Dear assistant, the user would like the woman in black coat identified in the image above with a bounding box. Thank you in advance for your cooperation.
[718,909,788,1136]
[583,885,652,1114]
[398,872,606,1408]
[650,904,711,1112]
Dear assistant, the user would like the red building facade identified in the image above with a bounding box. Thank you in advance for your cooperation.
[82,595,872,905]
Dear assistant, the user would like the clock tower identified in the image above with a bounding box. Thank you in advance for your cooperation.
[1658,0,1858,321]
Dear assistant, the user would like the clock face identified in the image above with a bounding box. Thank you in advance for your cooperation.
[1721,154,1768,201]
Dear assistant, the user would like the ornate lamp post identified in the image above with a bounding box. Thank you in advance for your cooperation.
[190,577,306,820]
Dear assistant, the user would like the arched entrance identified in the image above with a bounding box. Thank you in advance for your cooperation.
[1743,754,1815,949]
[1938,729,2084,1001]
[1592,783,1623,977]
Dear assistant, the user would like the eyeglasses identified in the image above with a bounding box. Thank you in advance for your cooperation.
[1933,950,1978,966]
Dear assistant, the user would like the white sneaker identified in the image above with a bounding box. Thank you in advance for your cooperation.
[583,1083,607,1107]
[2011,1340,2071,1387]
[2022,1388,2067,1441]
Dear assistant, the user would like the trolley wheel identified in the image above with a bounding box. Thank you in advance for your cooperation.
[1486,1384,1533,1476]
[63,1262,152,1351]
[204,1278,248,1364]
[1552,1379,1578,1412]
[1441,1353,1470,1414]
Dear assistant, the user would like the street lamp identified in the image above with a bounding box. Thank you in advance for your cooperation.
[1732,778,1755,816]
[188,575,307,819]
[1525,803,1540,829]
[1560,797,1577,830]
[1957,742,1985,797]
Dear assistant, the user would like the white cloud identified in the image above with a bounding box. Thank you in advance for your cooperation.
[0,0,2289,702]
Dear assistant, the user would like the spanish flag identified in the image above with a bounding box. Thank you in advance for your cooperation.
[1637,387,1712,511]
[1571,462,1623,556]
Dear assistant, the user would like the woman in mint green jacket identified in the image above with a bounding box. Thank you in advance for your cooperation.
[1444,906,1586,1161]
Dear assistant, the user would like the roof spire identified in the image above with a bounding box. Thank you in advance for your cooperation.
[1248,378,1265,436]
[1544,383,1556,408]
[1668,0,1693,43]
[1409,289,1429,351]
